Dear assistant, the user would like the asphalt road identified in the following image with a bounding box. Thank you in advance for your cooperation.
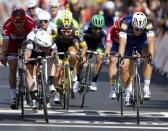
[0,65,168,131]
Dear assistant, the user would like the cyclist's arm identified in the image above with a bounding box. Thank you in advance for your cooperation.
[119,31,127,57]
[2,38,9,56]
[146,22,155,58]
[51,42,58,56]
[24,40,33,61]
[79,41,87,57]
[74,29,88,57]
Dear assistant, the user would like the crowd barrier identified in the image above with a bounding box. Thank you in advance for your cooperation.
[154,32,168,78]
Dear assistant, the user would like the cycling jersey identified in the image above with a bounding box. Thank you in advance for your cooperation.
[106,25,119,46]
[54,26,86,52]
[3,15,36,54]
[81,22,107,53]
[119,15,155,56]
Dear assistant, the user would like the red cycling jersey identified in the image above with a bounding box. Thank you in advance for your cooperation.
[3,15,36,54]
[106,25,119,47]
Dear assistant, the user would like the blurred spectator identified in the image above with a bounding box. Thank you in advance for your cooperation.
[102,0,115,28]
[39,0,49,10]
[48,0,62,29]
[26,0,43,22]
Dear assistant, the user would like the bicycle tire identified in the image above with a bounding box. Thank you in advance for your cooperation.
[41,69,49,123]
[81,64,91,108]
[20,68,26,118]
[63,65,72,111]
[119,80,124,116]
[134,74,141,125]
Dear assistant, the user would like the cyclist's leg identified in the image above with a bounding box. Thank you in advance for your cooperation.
[141,47,152,99]
[90,44,104,91]
[68,46,78,69]
[120,46,133,106]
[68,46,80,92]
[47,57,61,102]
[7,57,17,108]
[76,44,87,87]
[108,42,119,98]
[25,63,38,110]
[137,34,152,99]
[47,57,56,92]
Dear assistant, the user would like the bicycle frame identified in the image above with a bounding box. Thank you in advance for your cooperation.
[16,48,26,118]
[123,48,150,125]
[25,56,55,123]
[80,50,98,108]
[58,52,73,111]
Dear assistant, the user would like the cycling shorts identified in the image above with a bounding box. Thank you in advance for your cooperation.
[125,33,147,56]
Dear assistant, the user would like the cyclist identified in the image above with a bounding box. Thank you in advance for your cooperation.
[53,9,87,95]
[118,12,155,106]
[105,18,122,99]
[1,8,36,109]
[24,29,58,111]
[37,10,56,36]
[80,14,107,91]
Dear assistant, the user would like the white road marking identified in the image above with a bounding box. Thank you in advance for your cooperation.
[0,108,167,126]
[0,85,10,88]
[0,123,168,129]
[0,108,167,117]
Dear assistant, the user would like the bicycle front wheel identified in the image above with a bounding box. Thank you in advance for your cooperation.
[63,65,72,111]
[41,70,49,123]
[81,65,91,108]
[134,74,141,125]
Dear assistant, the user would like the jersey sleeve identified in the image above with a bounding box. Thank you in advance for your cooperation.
[2,19,11,39]
[74,29,87,47]
[146,19,155,37]
[106,26,113,47]
[119,20,128,39]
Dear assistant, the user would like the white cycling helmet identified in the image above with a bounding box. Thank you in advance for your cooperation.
[26,0,38,8]
[49,0,60,7]
[37,10,51,21]
[132,12,147,29]
[34,29,53,47]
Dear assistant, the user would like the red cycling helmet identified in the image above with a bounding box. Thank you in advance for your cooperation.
[11,8,26,22]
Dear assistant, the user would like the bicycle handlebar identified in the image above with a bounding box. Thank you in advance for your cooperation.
[25,55,57,64]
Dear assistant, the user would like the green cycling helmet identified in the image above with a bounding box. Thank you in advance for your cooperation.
[91,15,105,28]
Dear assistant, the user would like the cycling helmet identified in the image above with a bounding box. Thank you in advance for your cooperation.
[37,10,51,21]
[132,12,147,29]
[49,0,60,7]
[34,29,53,47]
[91,15,105,28]
[60,10,73,28]
[11,8,26,21]
[26,0,38,8]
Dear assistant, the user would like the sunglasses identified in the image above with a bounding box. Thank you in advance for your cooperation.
[40,20,48,24]
[28,6,36,10]
[51,6,58,9]
[13,19,24,23]
[61,29,72,34]
[93,27,102,30]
